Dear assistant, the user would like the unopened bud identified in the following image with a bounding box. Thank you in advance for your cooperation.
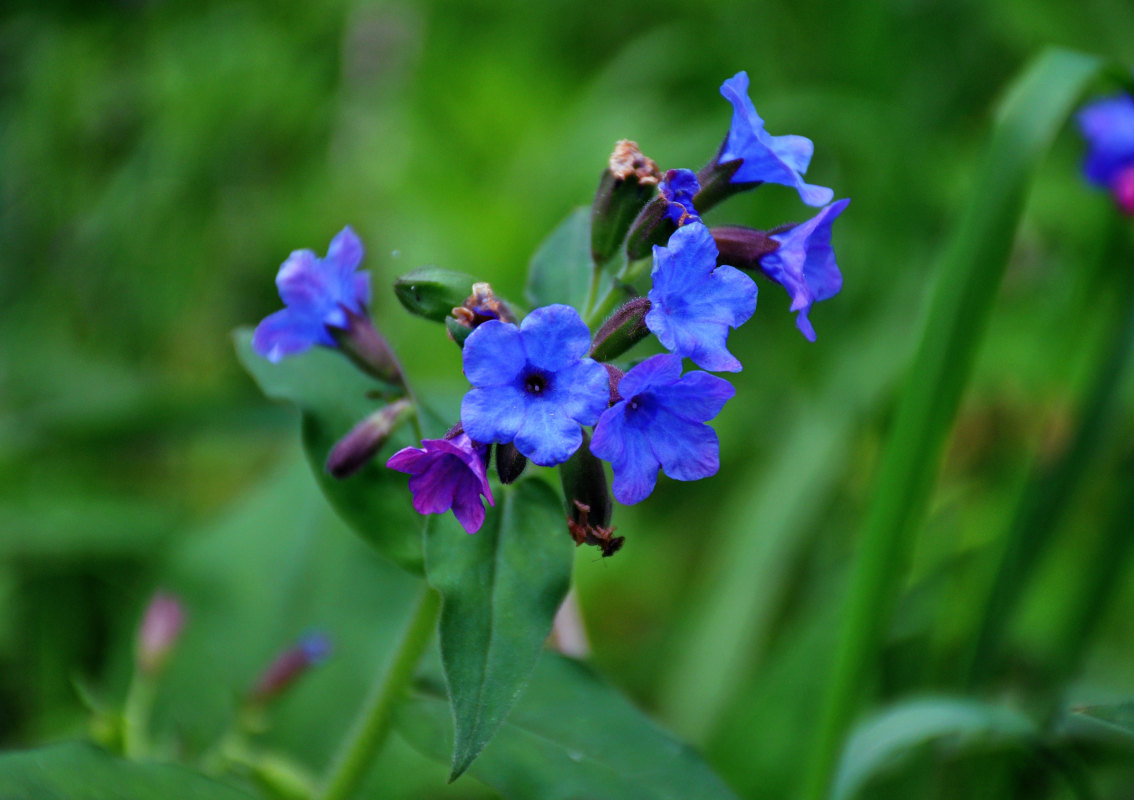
[592,140,661,264]
[136,592,186,676]
[694,154,760,216]
[495,442,527,484]
[247,633,332,706]
[394,266,477,322]
[625,196,674,262]
[710,226,780,271]
[326,399,412,478]
[559,432,623,557]
[330,308,403,386]
[1113,165,1134,216]
[590,298,651,362]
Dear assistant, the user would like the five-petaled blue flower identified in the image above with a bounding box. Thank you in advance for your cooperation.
[386,433,494,534]
[759,199,849,342]
[1077,94,1134,215]
[719,71,834,208]
[659,168,701,226]
[591,354,734,505]
[253,226,371,362]
[461,304,610,466]
[646,222,757,373]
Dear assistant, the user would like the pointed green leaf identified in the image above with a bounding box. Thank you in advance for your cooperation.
[0,742,254,799]
[1064,702,1134,752]
[424,478,573,779]
[525,206,593,311]
[833,698,1037,800]
[234,328,425,573]
[396,652,738,800]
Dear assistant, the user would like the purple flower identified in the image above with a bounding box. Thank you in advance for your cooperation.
[760,199,849,342]
[1077,95,1134,214]
[646,222,757,373]
[591,354,734,504]
[387,434,494,534]
[461,304,610,467]
[659,168,701,226]
[248,632,333,704]
[253,226,371,362]
[719,71,833,208]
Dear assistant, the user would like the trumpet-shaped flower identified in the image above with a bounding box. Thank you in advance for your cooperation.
[760,199,849,342]
[719,71,833,207]
[461,304,610,466]
[591,354,734,504]
[387,434,494,534]
[253,227,371,362]
[646,222,757,372]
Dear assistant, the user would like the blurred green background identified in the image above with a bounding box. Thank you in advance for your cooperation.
[3,0,1134,797]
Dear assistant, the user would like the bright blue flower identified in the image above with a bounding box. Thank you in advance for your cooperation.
[387,433,494,534]
[591,354,734,505]
[253,226,371,362]
[760,199,849,342]
[1077,94,1134,214]
[461,304,610,467]
[646,222,757,373]
[659,168,701,226]
[719,71,834,208]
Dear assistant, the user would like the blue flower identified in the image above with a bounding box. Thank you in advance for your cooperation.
[760,199,849,342]
[461,304,610,466]
[386,433,494,534]
[591,354,734,504]
[659,168,701,226]
[253,226,371,362]
[719,71,834,208]
[1078,94,1134,214]
[646,222,757,372]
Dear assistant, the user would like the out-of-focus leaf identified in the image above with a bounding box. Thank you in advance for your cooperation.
[424,478,573,779]
[396,652,738,800]
[233,328,425,573]
[1063,702,1134,752]
[524,206,592,312]
[0,742,254,799]
[832,697,1038,800]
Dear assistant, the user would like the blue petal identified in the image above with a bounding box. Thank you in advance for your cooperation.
[649,409,722,482]
[463,320,526,386]
[766,199,849,339]
[252,308,330,362]
[591,404,659,505]
[327,226,364,277]
[461,384,525,444]
[651,370,735,423]
[649,223,719,297]
[1078,96,1134,186]
[520,304,593,372]
[513,401,584,466]
[548,358,610,425]
[276,249,334,315]
[618,354,684,398]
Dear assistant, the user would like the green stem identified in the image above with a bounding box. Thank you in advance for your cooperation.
[318,585,441,800]
[121,673,156,760]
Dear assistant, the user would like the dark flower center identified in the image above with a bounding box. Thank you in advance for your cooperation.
[523,370,549,395]
[627,395,642,412]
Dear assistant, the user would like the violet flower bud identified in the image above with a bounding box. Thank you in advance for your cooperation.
[494,442,528,485]
[136,592,186,676]
[247,633,332,706]
[325,398,413,478]
[710,225,781,271]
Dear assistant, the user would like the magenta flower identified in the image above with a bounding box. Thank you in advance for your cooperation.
[387,433,494,534]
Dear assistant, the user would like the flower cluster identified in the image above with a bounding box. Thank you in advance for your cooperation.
[1078,93,1134,215]
[254,72,850,551]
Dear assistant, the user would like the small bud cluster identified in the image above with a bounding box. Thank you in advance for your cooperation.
[252,71,850,554]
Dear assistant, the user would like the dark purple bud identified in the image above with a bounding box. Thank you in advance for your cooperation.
[329,308,404,386]
[1113,164,1134,216]
[559,431,623,557]
[326,399,412,478]
[590,297,652,362]
[136,592,186,676]
[710,225,781,271]
[693,156,758,216]
[494,442,528,484]
[247,633,333,705]
[625,196,674,262]
[603,364,624,405]
[592,140,661,264]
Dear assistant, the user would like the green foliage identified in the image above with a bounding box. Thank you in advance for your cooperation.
[524,207,593,312]
[425,479,574,779]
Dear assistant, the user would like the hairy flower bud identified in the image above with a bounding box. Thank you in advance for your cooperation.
[494,442,528,485]
[136,592,186,676]
[592,140,660,264]
[326,399,413,478]
[329,308,404,386]
[590,298,651,362]
[710,225,781,271]
[624,196,674,262]
[394,266,478,322]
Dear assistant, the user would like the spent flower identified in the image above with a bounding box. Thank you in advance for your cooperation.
[387,433,494,534]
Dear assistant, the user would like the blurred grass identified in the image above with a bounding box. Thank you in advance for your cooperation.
[3,0,1134,798]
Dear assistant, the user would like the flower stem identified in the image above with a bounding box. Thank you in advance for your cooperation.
[318,585,441,800]
[121,672,156,759]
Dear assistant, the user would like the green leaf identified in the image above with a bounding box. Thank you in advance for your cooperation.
[832,698,1038,800]
[234,328,425,573]
[396,652,738,800]
[0,742,254,799]
[525,206,592,311]
[1064,702,1134,752]
[424,478,573,779]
